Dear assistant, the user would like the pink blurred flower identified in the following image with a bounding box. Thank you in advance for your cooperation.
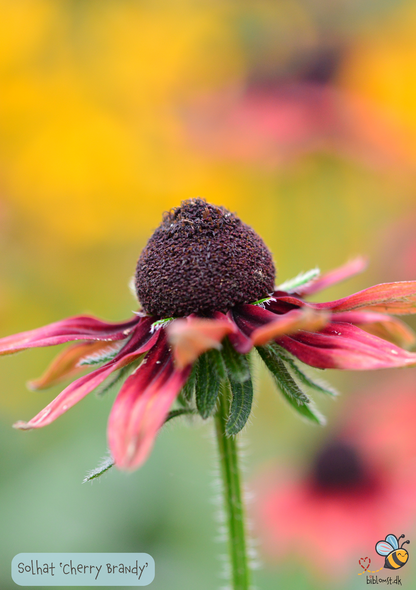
[183,56,412,171]
[253,374,416,578]
[1,199,416,471]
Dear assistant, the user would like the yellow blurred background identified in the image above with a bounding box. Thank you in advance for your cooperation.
[1,1,416,588]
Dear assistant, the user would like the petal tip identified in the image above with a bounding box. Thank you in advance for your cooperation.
[12,420,32,431]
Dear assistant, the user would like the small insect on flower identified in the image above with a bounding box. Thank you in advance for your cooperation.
[2,198,416,473]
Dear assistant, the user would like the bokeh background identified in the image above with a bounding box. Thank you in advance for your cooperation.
[1,1,416,588]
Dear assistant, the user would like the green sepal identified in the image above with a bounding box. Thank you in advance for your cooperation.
[273,344,339,397]
[226,377,254,436]
[151,317,174,330]
[165,408,196,422]
[175,392,188,408]
[209,348,228,381]
[276,268,320,293]
[83,455,114,483]
[256,345,325,425]
[180,359,199,403]
[79,345,122,366]
[221,337,250,383]
[195,352,221,419]
[251,296,273,306]
[83,406,197,483]
[94,361,140,398]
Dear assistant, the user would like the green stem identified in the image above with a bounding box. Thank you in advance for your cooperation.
[214,382,251,590]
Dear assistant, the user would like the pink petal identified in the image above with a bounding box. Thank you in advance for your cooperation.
[0,315,139,356]
[14,365,123,430]
[13,318,158,430]
[28,341,116,390]
[296,257,368,296]
[311,282,416,315]
[108,335,190,470]
[250,308,329,347]
[168,316,236,369]
[230,304,328,349]
[278,323,416,370]
[333,311,416,349]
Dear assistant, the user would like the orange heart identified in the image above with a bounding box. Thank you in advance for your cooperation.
[359,557,371,571]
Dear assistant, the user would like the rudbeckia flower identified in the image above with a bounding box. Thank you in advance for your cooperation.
[2,199,416,472]
[252,374,416,578]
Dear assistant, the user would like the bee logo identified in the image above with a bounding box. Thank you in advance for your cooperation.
[375,533,410,570]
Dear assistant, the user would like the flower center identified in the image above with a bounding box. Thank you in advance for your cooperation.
[311,440,366,492]
[135,198,276,317]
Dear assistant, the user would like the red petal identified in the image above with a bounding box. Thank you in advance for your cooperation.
[296,257,368,296]
[250,308,329,347]
[311,282,416,315]
[108,335,190,470]
[14,365,123,430]
[168,316,236,368]
[278,323,416,370]
[28,341,116,390]
[0,315,139,356]
[227,311,254,353]
[13,318,158,430]
[231,304,328,349]
[333,311,416,349]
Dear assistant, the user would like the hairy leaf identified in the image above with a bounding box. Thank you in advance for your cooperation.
[79,344,123,366]
[83,456,114,483]
[257,345,325,425]
[276,268,320,293]
[195,352,221,419]
[94,363,137,398]
[221,337,250,382]
[226,377,253,436]
[209,348,228,381]
[180,359,199,403]
[165,408,196,422]
[272,344,339,397]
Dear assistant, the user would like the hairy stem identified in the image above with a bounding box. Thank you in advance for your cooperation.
[214,382,251,590]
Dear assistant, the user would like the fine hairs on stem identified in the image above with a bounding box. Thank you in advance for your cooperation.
[213,381,258,590]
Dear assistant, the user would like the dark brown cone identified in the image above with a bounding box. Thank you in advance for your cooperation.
[135,199,276,317]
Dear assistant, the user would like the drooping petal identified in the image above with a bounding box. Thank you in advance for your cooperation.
[250,308,329,347]
[310,282,416,315]
[108,333,191,470]
[0,315,139,356]
[295,257,368,296]
[333,311,416,349]
[28,341,117,390]
[13,318,158,430]
[168,316,236,369]
[108,336,171,462]
[278,323,416,370]
[231,304,328,349]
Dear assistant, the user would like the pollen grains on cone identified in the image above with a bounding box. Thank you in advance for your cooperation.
[135,198,276,318]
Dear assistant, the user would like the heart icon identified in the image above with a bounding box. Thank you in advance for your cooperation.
[359,557,371,571]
